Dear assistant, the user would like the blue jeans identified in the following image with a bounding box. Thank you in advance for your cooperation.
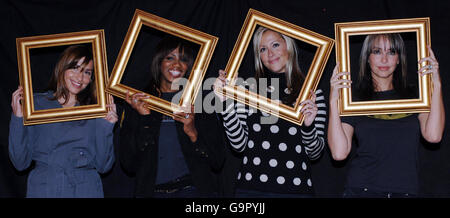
[235,189,314,198]
[343,187,417,198]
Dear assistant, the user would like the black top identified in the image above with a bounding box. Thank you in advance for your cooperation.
[341,90,420,194]
[119,89,227,197]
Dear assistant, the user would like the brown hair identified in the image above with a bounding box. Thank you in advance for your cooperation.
[46,45,96,105]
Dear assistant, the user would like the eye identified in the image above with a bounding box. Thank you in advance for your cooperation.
[84,70,93,77]
[181,57,189,63]
[272,42,280,48]
[388,49,397,55]
[71,65,81,70]
[371,49,381,54]
[259,47,266,53]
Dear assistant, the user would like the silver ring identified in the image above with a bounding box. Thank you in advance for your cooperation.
[426,65,433,70]
[133,99,138,103]
[185,114,190,119]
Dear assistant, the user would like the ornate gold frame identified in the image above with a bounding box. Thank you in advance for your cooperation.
[220,9,334,125]
[107,9,218,118]
[335,17,431,116]
[16,30,109,125]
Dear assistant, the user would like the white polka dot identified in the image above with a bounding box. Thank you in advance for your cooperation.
[295,145,302,154]
[260,174,268,182]
[277,176,285,184]
[270,125,279,133]
[269,159,278,167]
[243,156,248,164]
[307,179,312,187]
[286,161,294,169]
[293,178,301,186]
[253,123,261,132]
[302,162,307,170]
[245,173,252,181]
[261,111,270,117]
[279,143,287,151]
[262,141,270,149]
[288,127,297,135]
[253,157,261,166]
[248,140,254,149]
[237,172,241,180]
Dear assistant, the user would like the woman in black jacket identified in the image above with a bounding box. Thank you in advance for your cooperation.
[119,36,225,198]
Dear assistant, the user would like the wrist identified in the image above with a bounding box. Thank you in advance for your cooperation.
[184,126,198,142]
[433,82,442,91]
[329,100,339,110]
[188,130,198,142]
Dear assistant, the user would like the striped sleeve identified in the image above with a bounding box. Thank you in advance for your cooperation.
[302,89,326,161]
[220,100,249,152]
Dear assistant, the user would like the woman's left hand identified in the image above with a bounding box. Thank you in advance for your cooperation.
[104,95,118,124]
[174,105,198,142]
[300,90,318,127]
[419,46,441,88]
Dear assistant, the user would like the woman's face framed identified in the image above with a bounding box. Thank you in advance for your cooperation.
[106,9,218,119]
[16,30,109,125]
[220,9,334,126]
[335,17,431,116]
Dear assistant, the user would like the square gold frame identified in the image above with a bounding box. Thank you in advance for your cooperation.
[106,9,218,118]
[335,17,431,116]
[16,30,109,125]
[221,9,334,126]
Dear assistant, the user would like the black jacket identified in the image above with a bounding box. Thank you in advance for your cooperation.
[118,101,227,197]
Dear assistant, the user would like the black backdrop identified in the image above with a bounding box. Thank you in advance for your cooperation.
[1,0,450,198]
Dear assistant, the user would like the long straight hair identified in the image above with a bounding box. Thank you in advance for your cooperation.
[252,27,305,104]
[357,33,408,100]
[46,45,96,105]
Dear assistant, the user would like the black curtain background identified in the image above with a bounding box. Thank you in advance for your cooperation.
[1,0,449,198]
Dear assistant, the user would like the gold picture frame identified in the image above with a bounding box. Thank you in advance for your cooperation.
[106,9,218,118]
[220,9,334,126]
[335,17,431,116]
[16,30,109,125]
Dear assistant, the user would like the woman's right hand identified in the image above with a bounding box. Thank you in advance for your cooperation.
[213,70,228,102]
[11,86,23,117]
[329,63,352,104]
[125,91,151,115]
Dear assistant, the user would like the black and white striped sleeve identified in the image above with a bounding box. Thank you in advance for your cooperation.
[301,89,326,161]
[220,100,249,152]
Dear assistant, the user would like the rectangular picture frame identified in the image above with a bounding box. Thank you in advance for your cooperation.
[106,9,218,118]
[221,8,334,126]
[16,30,109,125]
[335,17,431,116]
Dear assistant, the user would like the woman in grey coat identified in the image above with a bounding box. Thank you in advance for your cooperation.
[9,45,118,198]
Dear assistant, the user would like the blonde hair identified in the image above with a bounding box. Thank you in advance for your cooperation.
[252,27,304,104]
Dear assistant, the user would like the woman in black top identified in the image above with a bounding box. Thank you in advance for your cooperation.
[328,33,445,197]
[214,27,326,197]
[119,36,225,198]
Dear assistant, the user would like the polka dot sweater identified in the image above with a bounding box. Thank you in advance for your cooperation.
[220,88,326,194]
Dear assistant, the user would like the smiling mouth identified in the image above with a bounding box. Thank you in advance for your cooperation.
[378,66,390,71]
[70,80,82,88]
[268,57,279,65]
[169,69,182,77]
